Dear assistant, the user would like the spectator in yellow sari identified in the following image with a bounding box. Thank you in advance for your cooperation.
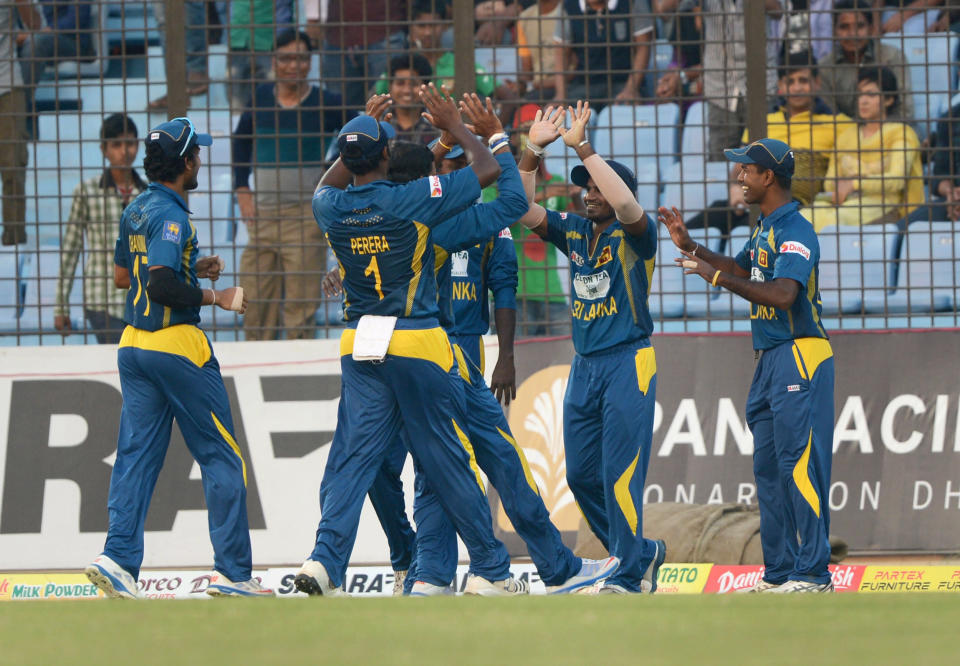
[803,66,924,232]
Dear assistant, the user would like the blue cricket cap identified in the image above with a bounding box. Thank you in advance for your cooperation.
[428,137,465,160]
[337,116,396,161]
[570,160,637,195]
[145,117,212,159]
[724,138,795,178]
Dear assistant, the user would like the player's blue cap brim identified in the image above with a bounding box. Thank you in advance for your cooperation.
[724,138,794,178]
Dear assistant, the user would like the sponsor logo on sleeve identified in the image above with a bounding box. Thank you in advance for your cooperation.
[498,228,513,240]
[559,212,567,219]
[429,175,443,198]
[780,241,811,260]
[162,221,182,243]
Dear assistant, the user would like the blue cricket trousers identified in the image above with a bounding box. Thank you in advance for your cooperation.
[405,344,581,588]
[563,340,658,592]
[105,325,252,581]
[746,337,834,585]
[309,326,510,588]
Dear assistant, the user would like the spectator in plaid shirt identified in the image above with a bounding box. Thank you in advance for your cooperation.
[55,113,145,343]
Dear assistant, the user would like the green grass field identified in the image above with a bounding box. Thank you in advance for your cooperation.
[2,594,957,665]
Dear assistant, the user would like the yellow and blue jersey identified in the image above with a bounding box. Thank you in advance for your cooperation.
[545,210,657,356]
[447,231,518,336]
[733,201,829,350]
[430,152,527,332]
[113,183,200,331]
[314,168,482,322]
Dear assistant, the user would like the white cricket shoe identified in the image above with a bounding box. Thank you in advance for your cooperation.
[408,580,454,597]
[643,540,667,594]
[293,560,344,597]
[768,579,835,594]
[85,554,141,599]
[737,579,784,594]
[463,573,530,596]
[545,556,620,594]
[206,573,275,597]
[392,570,407,597]
[597,582,635,594]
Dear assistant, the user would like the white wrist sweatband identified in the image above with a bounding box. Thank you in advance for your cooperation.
[526,142,546,157]
[487,132,508,147]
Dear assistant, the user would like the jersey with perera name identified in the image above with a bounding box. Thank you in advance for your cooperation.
[113,183,200,331]
[313,168,481,322]
[733,200,829,350]
[545,210,657,355]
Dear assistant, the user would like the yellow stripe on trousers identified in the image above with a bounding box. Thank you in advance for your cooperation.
[793,429,820,518]
[211,411,247,487]
[452,419,485,493]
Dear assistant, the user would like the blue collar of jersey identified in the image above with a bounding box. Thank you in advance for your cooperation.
[756,200,799,230]
[147,182,192,214]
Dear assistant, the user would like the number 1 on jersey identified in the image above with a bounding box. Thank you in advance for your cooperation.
[365,255,384,300]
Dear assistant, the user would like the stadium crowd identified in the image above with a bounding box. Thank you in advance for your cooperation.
[0,0,958,343]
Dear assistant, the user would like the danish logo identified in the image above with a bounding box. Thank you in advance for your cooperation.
[498,228,513,240]
[780,241,810,260]
[570,251,585,267]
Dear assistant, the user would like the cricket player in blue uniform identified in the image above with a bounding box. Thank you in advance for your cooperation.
[359,98,619,596]
[296,86,524,597]
[514,103,666,594]
[85,118,273,598]
[433,140,519,401]
[660,138,835,593]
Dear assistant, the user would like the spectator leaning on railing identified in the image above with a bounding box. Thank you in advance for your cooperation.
[56,113,146,344]
[802,66,924,232]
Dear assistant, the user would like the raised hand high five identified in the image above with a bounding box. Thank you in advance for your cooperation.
[458,93,503,141]
[559,100,591,148]
[526,105,566,150]
[419,83,463,132]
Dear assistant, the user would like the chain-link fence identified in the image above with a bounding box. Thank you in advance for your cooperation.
[0,0,958,345]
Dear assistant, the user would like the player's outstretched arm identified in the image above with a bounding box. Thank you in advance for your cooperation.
[657,205,747,277]
[421,83,499,187]
[515,106,566,237]
[562,100,646,235]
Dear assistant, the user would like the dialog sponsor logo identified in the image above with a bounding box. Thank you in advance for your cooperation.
[779,241,810,260]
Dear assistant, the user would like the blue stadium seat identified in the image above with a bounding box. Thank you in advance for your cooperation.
[882,32,959,139]
[817,224,899,316]
[660,159,729,222]
[680,100,708,162]
[593,103,680,183]
[474,46,520,83]
[865,221,957,314]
